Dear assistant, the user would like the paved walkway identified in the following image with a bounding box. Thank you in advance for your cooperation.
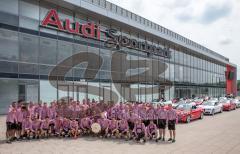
[0,109,240,154]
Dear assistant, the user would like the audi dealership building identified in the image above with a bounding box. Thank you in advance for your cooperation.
[0,0,237,114]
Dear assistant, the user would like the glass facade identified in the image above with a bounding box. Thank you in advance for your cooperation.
[0,0,227,114]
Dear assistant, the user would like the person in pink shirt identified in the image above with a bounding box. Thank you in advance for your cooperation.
[69,102,80,120]
[6,106,17,143]
[118,119,130,140]
[128,111,139,137]
[107,118,119,138]
[48,102,56,120]
[107,107,118,120]
[80,117,92,135]
[21,116,32,139]
[156,103,168,141]
[40,103,49,120]
[139,106,148,126]
[17,105,31,140]
[28,102,35,118]
[167,104,178,143]
[8,102,17,112]
[62,117,71,137]
[54,116,63,137]
[146,120,158,141]
[97,117,109,138]
[40,116,50,138]
[31,116,41,139]
[70,119,79,138]
[133,119,146,143]
[55,103,63,118]
[34,102,42,118]
[146,106,155,126]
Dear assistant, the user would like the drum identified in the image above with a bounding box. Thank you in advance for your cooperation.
[91,123,101,134]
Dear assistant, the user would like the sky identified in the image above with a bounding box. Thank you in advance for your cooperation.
[107,0,240,79]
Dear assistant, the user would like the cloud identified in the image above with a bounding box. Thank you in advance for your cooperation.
[107,0,240,79]
[219,37,232,45]
[199,3,233,24]
[175,0,233,24]
[159,0,192,9]
[175,11,193,22]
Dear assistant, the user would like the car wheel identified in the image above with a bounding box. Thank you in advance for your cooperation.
[211,110,215,116]
[200,112,204,119]
[186,115,191,123]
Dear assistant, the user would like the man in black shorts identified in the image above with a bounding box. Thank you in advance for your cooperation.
[167,104,177,143]
[156,103,167,141]
[6,107,17,143]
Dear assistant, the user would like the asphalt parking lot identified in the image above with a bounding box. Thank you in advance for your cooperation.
[0,109,240,154]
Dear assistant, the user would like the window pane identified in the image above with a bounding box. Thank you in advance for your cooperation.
[19,33,39,63]
[0,61,18,73]
[39,38,57,65]
[40,80,57,102]
[0,79,18,114]
[0,29,19,61]
[19,63,38,75]
[0,0,18,15]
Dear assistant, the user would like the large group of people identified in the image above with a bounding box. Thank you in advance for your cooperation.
[6,99,178,144]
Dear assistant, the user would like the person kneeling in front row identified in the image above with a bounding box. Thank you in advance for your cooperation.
[146,120,158,142]
[133,119,146,143]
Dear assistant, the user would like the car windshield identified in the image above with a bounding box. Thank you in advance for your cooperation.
[202,101,215,106]
[176,104,191,111]
[152,99,160,102]
[177,100,186,104]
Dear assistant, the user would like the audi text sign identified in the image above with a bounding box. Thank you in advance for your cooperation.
[41,9,171,58]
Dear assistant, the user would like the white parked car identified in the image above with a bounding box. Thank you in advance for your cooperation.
[163,100,173,105]
[200,101,223,115]
[231,99,240,108]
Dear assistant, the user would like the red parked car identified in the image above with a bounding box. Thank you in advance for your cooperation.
[221,100,236,111]
[176,104,204,123]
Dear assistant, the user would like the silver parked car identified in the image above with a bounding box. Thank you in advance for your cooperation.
[231,99,240,108]
[199,101,223,115]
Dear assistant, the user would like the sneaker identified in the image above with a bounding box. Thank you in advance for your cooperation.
[155,139,158,142]
[158,137,162,140]
[172,139,176,143]
[162,137,165,141]
[6,140,11,144]
[168,138,172,142]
